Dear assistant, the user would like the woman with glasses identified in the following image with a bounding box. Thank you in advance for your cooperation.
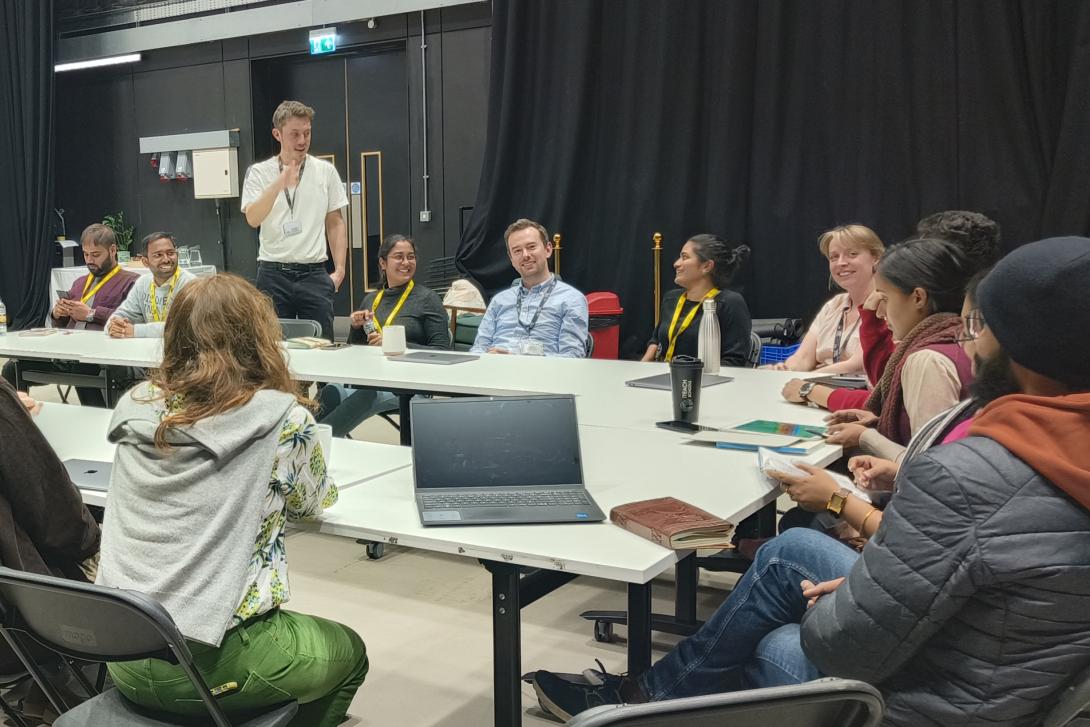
[317,234,450,437]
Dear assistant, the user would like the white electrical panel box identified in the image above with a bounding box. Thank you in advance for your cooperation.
[192,148,239,199]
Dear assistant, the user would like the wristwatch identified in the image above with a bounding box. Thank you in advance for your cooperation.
[799,381,816,402]
[826,487,852,517]
[86,309,95,323]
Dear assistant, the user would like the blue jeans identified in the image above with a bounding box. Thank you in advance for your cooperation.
[318,383,399,438]
[638,528,859,700]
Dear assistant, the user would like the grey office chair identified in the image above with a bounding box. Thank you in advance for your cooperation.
[277,318,322,339]
[1045,664,1090,727]
[0,566,297,727]
[564,678,884,727]
[747,331,763,368]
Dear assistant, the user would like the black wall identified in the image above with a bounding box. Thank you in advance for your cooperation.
[54,4,491,286]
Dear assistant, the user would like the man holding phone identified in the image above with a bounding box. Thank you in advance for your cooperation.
[106,232,196,338]
[1,224,138,406]
[51,224,138,331]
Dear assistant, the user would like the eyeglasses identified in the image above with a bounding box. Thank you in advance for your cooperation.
[957,310,986,342]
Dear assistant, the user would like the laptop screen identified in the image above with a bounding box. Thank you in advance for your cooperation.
[411,395,584,489]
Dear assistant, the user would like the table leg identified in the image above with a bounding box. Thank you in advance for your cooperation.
[627,582,652,675]
[487,561,522,727]
[674,553,698,627]
[398,393,412,446]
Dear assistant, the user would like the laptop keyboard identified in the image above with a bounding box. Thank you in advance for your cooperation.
[421,490,591,509]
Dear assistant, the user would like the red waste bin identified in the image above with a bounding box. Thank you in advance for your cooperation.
[585,292,623,359]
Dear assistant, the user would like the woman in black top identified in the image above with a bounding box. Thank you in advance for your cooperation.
[318,234,450,436]
[643,235,753,367]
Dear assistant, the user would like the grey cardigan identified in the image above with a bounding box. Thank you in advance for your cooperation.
[801,436,1090,726]
[97,383,297,646]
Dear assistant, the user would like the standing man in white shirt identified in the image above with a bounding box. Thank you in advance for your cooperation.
[240,100,348,340]
[106,232,197,338]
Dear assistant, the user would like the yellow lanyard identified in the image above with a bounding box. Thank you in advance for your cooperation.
[80,265,121,304]
[149,268,181,322]
[663,288,719,361]
[371,280,415,333]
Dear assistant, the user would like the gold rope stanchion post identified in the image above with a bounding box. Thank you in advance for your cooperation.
[552,233,562,278]
[652,232,663,327]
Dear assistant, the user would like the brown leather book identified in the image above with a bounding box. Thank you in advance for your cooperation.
[610,497,735,549]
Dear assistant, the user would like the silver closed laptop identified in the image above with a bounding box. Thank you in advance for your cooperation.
[63,459,112,492]
[410,394,606,526]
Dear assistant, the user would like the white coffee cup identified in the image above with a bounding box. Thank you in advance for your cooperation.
[382,325,407,356]
[315,423,333,466]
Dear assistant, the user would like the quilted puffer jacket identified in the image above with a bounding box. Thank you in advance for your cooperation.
[800,432,1090,726]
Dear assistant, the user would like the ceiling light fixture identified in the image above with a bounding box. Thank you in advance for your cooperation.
[55,53,142,72]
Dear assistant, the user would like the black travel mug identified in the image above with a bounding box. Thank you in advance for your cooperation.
[670,355,704,422]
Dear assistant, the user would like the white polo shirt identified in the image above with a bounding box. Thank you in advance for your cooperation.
[241,154,348,264]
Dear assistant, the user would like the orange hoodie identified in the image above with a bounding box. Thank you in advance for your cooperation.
[969,392,1090,511]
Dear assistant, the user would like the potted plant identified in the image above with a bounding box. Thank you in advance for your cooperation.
[102,211,135,263]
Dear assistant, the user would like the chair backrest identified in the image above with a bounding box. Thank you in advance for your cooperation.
[278,318,322,339]
[564,678,884,727]
[747,331,763,368]
[425,256,462,296]
[1044,664,1090,727]
[0,566,232,727]
[585,333,595,358]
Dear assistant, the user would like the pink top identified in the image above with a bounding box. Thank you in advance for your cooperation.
[941,417,974,444]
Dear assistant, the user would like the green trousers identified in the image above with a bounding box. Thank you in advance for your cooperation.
[108,609,368,727]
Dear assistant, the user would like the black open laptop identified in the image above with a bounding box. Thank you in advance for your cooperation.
[410,394,606,526]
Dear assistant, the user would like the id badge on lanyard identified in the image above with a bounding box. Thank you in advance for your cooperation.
[279,157,306,237]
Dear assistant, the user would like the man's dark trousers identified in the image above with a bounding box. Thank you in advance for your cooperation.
[256,262,335,340]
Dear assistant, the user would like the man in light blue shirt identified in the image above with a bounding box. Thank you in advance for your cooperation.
[105,232,197,338]
[470,219,589,358]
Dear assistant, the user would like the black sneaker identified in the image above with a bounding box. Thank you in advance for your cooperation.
[531,667,626,721]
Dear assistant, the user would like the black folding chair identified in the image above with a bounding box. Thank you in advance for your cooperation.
[277,318,323,339]
[564,678,884,727]
[0,566,296,726]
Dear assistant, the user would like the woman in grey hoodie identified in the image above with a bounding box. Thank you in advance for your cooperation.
[97,273,368,727]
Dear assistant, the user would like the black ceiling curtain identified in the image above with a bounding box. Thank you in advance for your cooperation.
[457,0,1090,357]
[0,0,55,330]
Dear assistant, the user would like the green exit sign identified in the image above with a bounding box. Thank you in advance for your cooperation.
[309,29,337,55]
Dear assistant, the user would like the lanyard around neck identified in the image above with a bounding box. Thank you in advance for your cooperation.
[515,277,557,334]
[371,279,415,332]
[150,268,181,323]
[81,265,121,304]
[277,156,307,216]
[831,303,861,363]
[663,288,719,361]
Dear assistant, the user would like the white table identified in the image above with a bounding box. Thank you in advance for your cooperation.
[33,402,412,509]
[49,264,216,310]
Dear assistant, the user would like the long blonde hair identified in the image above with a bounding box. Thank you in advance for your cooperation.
[148,273,310,448]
